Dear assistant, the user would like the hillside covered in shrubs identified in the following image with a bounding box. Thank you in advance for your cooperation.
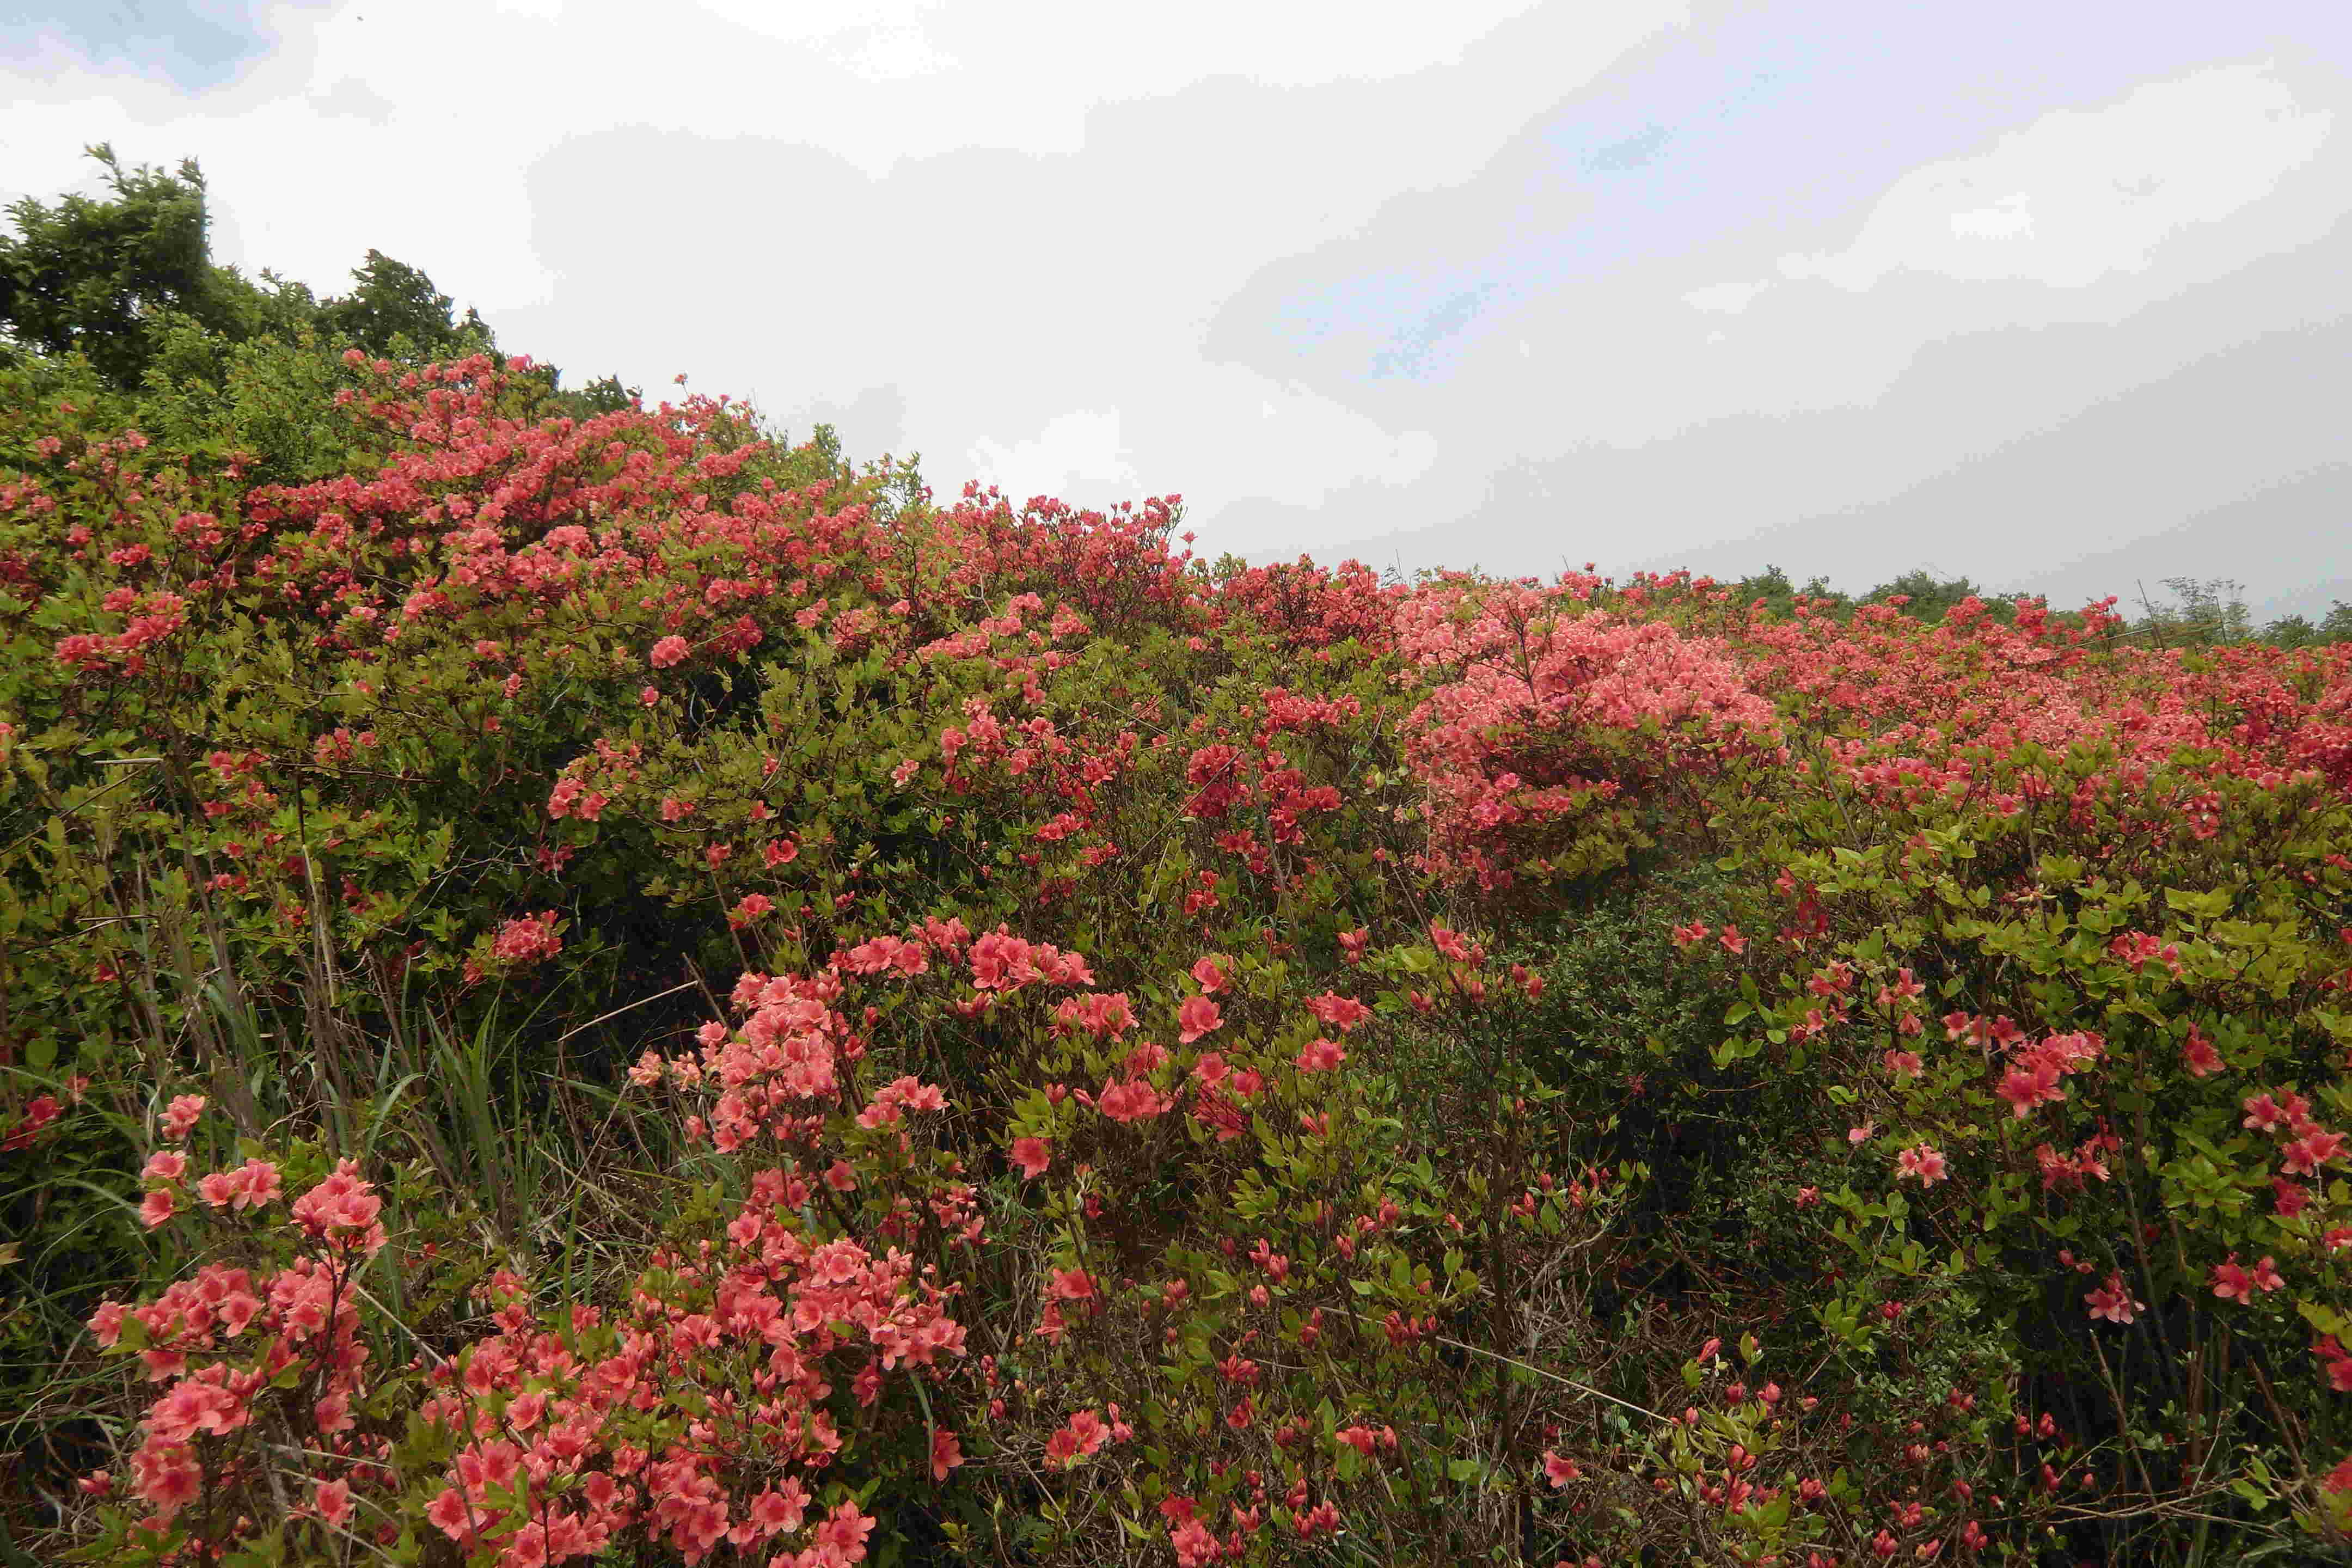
[8,151,2352,1568]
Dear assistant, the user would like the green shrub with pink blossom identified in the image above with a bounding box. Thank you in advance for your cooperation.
[6,186,2352,1568]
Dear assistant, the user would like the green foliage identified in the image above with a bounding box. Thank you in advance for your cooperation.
[1860,567,2018,625]
[0,149,641,470]
[1728,563,1846,620]
[311,248,493,361]
[2268,602,2352,650]
[2133,575,2257,648]
[132,318,365,484]
[0,145,225,389]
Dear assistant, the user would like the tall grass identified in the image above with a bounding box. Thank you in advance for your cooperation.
[0,845,696,1533]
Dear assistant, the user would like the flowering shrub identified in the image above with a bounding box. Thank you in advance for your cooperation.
[7,344,2352,1566]
[1395,572,1778,890]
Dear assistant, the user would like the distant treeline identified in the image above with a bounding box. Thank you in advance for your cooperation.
[1716,565,2351,650]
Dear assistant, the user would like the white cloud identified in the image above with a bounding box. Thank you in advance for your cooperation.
[0,0,1629,320]
[1780,59,2333,291]
[1684,279,1771,314]
[966,408,1140,506]
[829,24,961,84]
[308,76,395,123]
[695,0,1556,99]
[1946,193,2032,242]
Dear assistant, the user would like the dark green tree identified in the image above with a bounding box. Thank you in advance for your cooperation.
[0,146,505,389]
[0,144,238,388]
[1861,567,2016,624]
[315,248,493,359]
[2262,601,2352,648]
[534,369,644,420]
[1730,564,1849,618]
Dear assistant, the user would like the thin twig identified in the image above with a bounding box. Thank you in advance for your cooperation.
[1324,1304,1668,1424]
[551,979,701,1049]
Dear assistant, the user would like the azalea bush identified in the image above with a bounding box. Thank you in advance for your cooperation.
[3,326,2351,1568]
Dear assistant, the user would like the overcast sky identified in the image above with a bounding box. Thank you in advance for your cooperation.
[5,1,2348,617]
